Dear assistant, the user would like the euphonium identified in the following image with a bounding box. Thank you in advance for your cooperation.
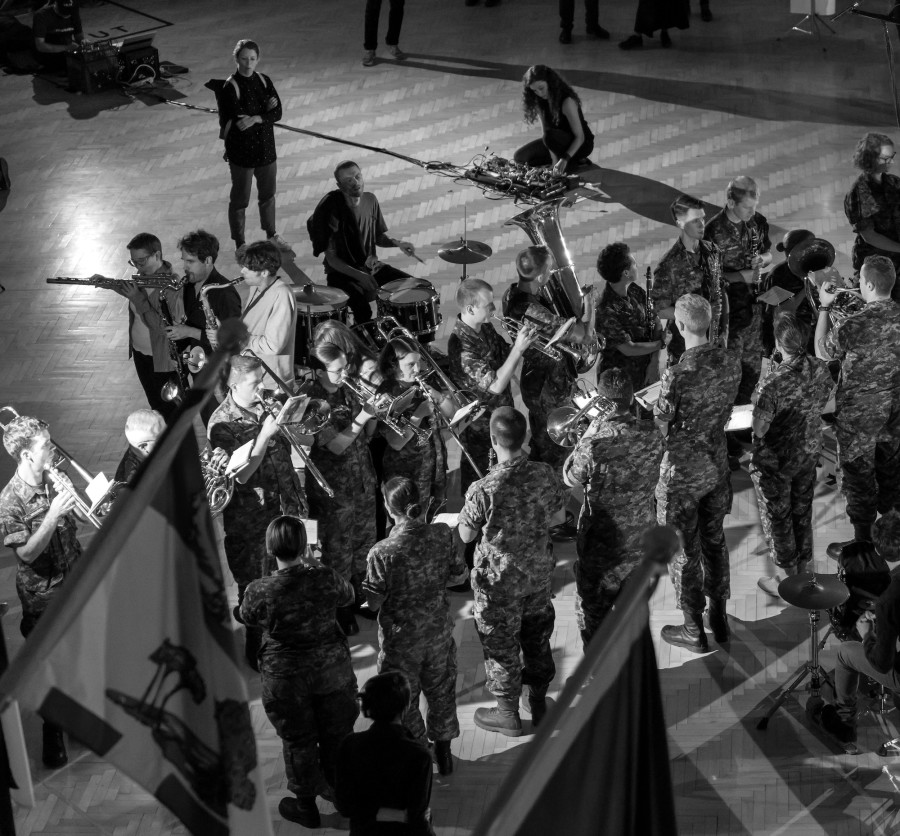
[200,447,234,516]
[547,388,617,448]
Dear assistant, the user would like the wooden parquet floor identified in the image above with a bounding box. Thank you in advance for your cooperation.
[1,0,897,832]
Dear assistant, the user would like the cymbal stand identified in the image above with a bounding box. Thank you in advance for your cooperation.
[791,0,836,39]
[757,608,835,730]
[459,206,471,282]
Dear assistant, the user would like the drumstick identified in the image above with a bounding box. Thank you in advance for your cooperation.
[411,253,425,264]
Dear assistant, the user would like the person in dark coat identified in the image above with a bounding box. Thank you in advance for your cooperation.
[619,0,689,50]
[336,671,436,836]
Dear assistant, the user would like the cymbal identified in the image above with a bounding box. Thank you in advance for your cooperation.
[378,277,431,294]
[292,283,348,307]
[438,239,492,265]
[778,573,849,610]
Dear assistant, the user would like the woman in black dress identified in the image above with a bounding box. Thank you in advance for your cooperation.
[513,65,594,175]
[619,0,689,49]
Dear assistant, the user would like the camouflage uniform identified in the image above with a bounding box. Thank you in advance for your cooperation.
[447,317,514,492]
[595,282,654,393]
[655,343,741,614]
[562,416,663,641]
[378,379,447,510]
[750,354,834,570]
[651,239,727,365]
[704,209,772,404]
[0,473,82,637]
[364,519,466,742]
[240,562,359,798]
[459,456,566,700]
[821,300,900,527]
[760,262,817,358]
[844,172,900,291]
[306,379,378,595]
[502,286,577,472]
[208,394,306,599]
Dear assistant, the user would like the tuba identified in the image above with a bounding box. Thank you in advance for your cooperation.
[504,198,600,373]
[788,237,866,326]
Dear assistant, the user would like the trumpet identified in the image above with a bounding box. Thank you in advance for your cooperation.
[547,387,617,448]
[339,370,432,447]
[200,447,235,516]
[0,406,104,528]
[187,278,246,373]
[492,314,581,363]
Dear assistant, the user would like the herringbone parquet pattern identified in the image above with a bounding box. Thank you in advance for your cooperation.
[0,0,896,832]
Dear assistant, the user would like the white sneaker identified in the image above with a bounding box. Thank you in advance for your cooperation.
[267,233,295,255]
[757,574,785,599]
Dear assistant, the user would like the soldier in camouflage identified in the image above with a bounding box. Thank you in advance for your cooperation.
[448,278,537,494]
[306,341,379,636]
[594,243,663,395]
[240,515,359,830]
[752,313,835,597]
[655,294,741,653]
[815,255,900,559]
[562,369,664,645]
[651,194,730,366]
[459,407,567,736]
[0,414,82,768]
[704,176,773,406]
[363,476,468,775]
[502,245,599,472]
[208,355,307,667]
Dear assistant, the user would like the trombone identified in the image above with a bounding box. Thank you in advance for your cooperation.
[338,370,432,448]
[492,314,581,363]
[240,349,335,498]
[547,385,617,448]
[0,406,104,528]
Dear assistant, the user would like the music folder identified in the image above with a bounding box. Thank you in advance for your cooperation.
[634,381,663,411]
[449,399,485,431]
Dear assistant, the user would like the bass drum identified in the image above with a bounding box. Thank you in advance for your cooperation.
[294,302,349,367]
[377,278,441,343]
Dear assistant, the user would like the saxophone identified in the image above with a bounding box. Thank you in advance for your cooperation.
[159,289,191,404]
[187,277,245,372]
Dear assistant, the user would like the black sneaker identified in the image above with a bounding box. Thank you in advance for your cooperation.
[819,704,857,744]
[0,158,9,191]
[586,25,610,39]
[278,796,321,828]
[42,723,68,769]
[559,29,572,44]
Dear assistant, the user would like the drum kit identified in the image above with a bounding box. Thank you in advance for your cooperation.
[292,233,495,362]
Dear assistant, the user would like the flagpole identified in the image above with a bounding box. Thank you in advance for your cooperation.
[0,321,247,714]
[0,603,16,836]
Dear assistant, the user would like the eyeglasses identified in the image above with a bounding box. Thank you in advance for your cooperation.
[128,254,155,268]
[879,153,896,163]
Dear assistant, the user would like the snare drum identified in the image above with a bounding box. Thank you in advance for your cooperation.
[351,320,385,353]
[377,278,441,340]
[295,302,349,366]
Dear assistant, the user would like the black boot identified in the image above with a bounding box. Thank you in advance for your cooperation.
[279,796,320,828]
[700,0,713,21]
[527,683,549,728]
[661,612,709,653]
[707,598,730,644]
[827,523,872,560]
[474,697,523,736]
[42,721,67,769]
[337,606,359,637]
[244,626,262,672]
[434,740,453,775]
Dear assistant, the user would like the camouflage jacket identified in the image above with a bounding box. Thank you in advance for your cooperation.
[704,209,771,334]
[655,342,741,481]
[306,379,378,495]
[447,317,514,433]
[364,518,465,638]
[844,173,900,271]
[0,472,82,601]
[751,353,834,469]
[563,415,664,515]
[208,393,306,519]
[596,282,653,390]
[459,455,566,590]
[502,285,576,414]
[377,378,447,480]
[822,299,900,460]
[652,238,726,360]
[240,561,354,675]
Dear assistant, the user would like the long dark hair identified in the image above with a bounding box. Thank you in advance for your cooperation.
[522,64,581,125]
[377,337,419,386]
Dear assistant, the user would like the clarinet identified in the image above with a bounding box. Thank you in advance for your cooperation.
[645,266,654,340]
[159,292,191,397]
[706,245,723,345]
[748,226,762,299]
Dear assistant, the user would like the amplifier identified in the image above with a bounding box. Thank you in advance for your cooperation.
[66,49,120,94]
[118,44,159,83]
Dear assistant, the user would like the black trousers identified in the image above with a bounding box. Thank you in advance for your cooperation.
[326,264,411,325]
[132,350,177,421]
[559,0,599,30]
[514,128,593,170]
[364,0,405,49]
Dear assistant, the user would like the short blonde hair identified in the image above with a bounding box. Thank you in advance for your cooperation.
[456,278,492,309]
[124,409,165,447]
[675,293,712,334]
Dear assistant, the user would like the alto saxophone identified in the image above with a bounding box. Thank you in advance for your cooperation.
[187,277,245,372]
[159,289,191,404]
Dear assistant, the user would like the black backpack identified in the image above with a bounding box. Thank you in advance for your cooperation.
[204,72,270,141]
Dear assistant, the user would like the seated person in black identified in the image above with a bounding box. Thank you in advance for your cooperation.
[814,510,900,745]
[114,408,166,486]
[308,160,418,325]
[336,670,436,836]
[513,65,594,174]
[33,0,83,72]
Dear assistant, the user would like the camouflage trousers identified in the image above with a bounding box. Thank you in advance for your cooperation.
[527,410,568,475]
[223,504,276,601]
[733,310,765,406]
[472,579,556,701]
[378,628,460,742]
[308,479,377,596]
[841,439,900,527]
[260,651,359,798]
[574,512,653,644]
[657,469,733,615]
[750,457,817,570]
